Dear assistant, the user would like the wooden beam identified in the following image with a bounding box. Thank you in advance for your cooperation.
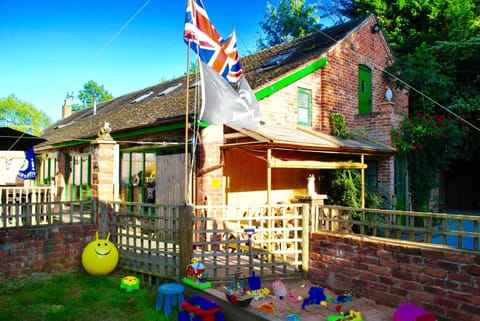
[268,158,367,169]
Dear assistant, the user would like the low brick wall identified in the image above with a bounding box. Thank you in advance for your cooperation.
[308,232,480,321]
[0,224,97,280]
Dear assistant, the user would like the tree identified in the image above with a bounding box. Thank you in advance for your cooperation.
[257,0,321,49]
[0,94,51,136]
[71,80,113,111]
[341,0,480,210]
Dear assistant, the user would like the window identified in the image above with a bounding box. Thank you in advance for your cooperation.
[120,151,156,203]
[358,65,372,114]
[261,49,295,69]
[69,154,91,200]
[297,88,311,126]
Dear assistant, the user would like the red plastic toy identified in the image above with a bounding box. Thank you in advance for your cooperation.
[179,296,225,321]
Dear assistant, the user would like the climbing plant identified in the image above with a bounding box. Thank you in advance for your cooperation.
[392,112,467,211]
[326,114,390,210]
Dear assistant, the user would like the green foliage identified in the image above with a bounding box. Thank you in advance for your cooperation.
[257,0,321,49]
[326,169,390,210]
[327,113,391,209]
[326,169,361,208]
[392,112,471,210]
[72,80,113,111]
[330,113,349,138]
[0,94,51,135]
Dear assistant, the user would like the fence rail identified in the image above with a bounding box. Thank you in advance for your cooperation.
[192,203,309,282]
[316,205,480,251]
[108,201,186,284]
[3,196,479,284]
[0,185,94,228]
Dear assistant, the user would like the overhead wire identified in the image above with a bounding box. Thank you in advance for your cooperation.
[93,0,153,59]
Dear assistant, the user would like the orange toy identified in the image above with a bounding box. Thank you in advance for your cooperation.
[258,302,275,315]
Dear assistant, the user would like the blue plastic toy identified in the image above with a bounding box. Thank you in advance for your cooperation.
[302,287,327,309]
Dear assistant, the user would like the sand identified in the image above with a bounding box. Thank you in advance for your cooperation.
[245,279,397,321]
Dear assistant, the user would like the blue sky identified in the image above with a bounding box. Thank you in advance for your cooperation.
[0,0,277,123]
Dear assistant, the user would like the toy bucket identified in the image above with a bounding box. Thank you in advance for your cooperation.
[393,303,436,321]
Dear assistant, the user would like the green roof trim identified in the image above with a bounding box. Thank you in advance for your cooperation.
[255,57,327,101]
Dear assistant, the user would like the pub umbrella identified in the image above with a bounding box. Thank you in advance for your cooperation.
[0,127,46,151]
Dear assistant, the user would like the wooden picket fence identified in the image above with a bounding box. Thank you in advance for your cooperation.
[0,186,94,227]
[3,195,478,285]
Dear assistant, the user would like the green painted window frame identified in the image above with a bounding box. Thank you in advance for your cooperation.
[297,88,312,126]
[67,153,91,201]
[120,150,157,204]
[358,64,372,115]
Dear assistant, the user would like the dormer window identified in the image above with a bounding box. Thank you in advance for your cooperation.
[261,49,295,69]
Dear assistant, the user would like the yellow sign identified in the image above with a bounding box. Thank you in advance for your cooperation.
[210,178,221,188]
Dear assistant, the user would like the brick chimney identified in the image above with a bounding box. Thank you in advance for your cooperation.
[62,98,72,119]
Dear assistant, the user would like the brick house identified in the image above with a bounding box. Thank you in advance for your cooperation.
[36,14,408,209]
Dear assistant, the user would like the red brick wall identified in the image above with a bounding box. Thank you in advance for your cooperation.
[309,232,480,321]
[0,224,97,280]
[196,125,224,205]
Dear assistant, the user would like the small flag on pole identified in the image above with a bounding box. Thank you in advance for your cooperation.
[17,147,37,180]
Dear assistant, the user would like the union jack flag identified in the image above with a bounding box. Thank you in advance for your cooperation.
[183,0,243,83]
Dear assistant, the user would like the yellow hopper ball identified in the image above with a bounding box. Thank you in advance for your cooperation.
[82,232,119,275]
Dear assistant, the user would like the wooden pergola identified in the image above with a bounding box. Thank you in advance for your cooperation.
[223,125,395,208]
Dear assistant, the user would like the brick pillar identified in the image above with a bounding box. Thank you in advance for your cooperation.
[90,123,118,235]
[197,125,224,206]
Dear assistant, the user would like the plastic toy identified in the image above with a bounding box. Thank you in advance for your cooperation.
[81,232,119,275]
[248,271,261,290]
[250,288,270,297]
[272,280,287,299]
[183,258,212,290]
[120,275,140,292]
[178,296,225,321]
[287,292,300,303]
[223,272,254,307]
[327,310,362,321]
[286,313,300,321]
[334,292,353,304]
[301,287,326,309]
[156,283,184,317]
[393,303,436,321]
[258,302,275,315]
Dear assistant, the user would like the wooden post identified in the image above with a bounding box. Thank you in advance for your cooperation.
[178,205,193,280]
[302,203,310,278]
[361,154,365,208]
[266,149,273,261]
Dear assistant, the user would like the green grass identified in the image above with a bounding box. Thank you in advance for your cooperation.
[0,270,178,321]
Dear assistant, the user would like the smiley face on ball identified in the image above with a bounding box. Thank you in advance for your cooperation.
[81,232,119,275]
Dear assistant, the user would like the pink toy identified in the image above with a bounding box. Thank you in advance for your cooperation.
[272,280,287,299]
[393,303,436,321]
